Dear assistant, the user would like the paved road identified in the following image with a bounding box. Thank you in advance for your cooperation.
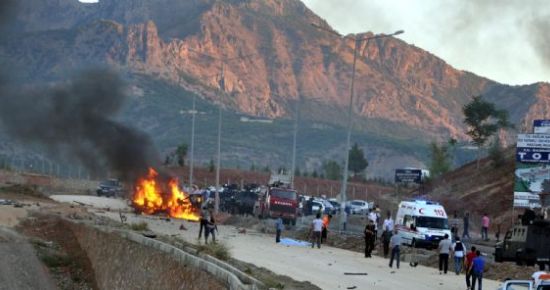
[97,212,502,290]
[0,227,56,290]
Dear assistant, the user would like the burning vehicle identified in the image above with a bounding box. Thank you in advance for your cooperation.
[132,168,201,221]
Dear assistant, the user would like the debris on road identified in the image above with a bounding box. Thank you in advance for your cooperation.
[344,272,368,275]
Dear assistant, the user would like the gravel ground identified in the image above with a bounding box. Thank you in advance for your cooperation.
[0,227,56,290]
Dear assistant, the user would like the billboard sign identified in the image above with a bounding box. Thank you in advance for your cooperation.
[514,133,549,208]
[534,120,550,134]
[395,169,422,184]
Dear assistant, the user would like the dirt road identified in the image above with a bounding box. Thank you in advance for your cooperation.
[51,195,503,290]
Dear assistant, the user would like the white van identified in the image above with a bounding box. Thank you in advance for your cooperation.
[395,200,452,249]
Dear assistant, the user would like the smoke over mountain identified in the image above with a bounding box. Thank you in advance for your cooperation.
[0,1,159,181]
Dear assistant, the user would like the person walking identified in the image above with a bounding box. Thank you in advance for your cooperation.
[389,228,401,269]
[463,212,471,240]
[198,206,210,239]
[481,214,490,241]
[465,246,477,289]
[438,234,453,274]
[321,214,332,244]
[453,237,465,275]
[275,214,284,243]
[310,213,323,249]
[364,219,376,258]
[469,250,485,290]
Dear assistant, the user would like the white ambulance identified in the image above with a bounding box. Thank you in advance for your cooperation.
[395,200,452,249]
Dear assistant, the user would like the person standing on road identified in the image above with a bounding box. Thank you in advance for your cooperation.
[465,246,477,289]
[198,206,210,240]
[310,213,323,249]
[364,219,376,258]
[469,250,485,290]
[275,214,284,243]
[369,208,380,241]
[382,211,394,258]
[481,214,490,241]
[389,228,401,269]
[205,213,217,244]
[438,234,453,274]
[453,237,465,275]
[321,214,332,244]
[463,212,471,240]
[383,211,394,232]
[381,228,392,258]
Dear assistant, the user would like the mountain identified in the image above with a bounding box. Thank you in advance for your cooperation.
[1,0,549,178]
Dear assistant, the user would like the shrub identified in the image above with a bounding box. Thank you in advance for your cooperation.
[196,242,231,261]
[130,222,149,231]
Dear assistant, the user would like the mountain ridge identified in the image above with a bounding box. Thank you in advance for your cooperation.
[2,0,550,177]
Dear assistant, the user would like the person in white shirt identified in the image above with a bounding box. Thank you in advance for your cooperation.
[382,212,394,258]
[368,208,380,240]
[311,213,323,249]
[452,237,465,275]
[383,212,394,232]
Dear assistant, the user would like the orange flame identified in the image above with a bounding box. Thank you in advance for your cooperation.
[132,168,200,221]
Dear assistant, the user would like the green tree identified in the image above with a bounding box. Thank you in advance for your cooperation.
[429,142,451,178]
[295,167,301,177]
[323,160,342,180]
[175,144,188,167]
[488,139,505,168]
[208,159,215,172]
[348,143,368,175]
[312,170,318,178]
[250,163,256,172]
[463,96,513,168]
[263,165,271,173]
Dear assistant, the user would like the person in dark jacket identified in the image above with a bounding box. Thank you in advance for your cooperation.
[381,228,392,258]
[364,219,376,258]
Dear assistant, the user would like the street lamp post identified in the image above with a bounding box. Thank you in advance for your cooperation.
[312,24,404,230]
[290,96,300,189]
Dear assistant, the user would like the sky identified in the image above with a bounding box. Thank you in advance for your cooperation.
[302,0,550,85]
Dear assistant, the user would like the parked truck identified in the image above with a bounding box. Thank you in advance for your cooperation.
[253,173,299,225]
[495,218,550,270]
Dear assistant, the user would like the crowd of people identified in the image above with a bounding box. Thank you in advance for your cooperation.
[298,208,492,290]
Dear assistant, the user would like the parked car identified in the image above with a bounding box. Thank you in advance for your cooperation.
[348,200,369,215]
[328,199,341,213]
[311,200,325,214]
[96,179,124,197]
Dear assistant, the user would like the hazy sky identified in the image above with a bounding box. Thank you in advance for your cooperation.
[302,0,550,85]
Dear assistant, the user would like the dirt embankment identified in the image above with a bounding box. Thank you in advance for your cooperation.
[428,149,516,234]
[19,215,225,290]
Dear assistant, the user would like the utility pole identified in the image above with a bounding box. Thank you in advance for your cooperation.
[215,62,224,214]
[189,95,196,187]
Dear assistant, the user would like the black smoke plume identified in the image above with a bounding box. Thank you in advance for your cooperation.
[0,1,159,182]
[0,70,159,181]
